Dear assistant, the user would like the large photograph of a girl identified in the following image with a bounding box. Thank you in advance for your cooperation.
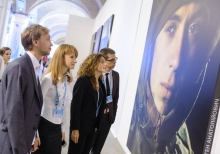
[127,0,220,153]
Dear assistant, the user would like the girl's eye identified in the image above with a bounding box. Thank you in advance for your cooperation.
[166,24,176,34]
[188,23,199,34]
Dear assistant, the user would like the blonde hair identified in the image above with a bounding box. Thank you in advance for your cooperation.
[77,53,105,90]
[43,44,78,85]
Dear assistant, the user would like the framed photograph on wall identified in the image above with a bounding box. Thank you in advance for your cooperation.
[89,32,96,54]
[126,0,220,154]
[92,25,103,53]
[99,14,114,50]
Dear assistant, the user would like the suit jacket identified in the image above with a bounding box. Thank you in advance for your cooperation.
[70,76,106,135]
[0,53,43,154]
[108,70,119,124]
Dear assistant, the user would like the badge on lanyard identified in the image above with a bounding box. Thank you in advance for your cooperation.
[96,89,103,117]
[53,79,66,118]
[106,95,113,104]
[53,108,64,117]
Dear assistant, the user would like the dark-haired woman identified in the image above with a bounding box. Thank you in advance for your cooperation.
[68,53,107,154]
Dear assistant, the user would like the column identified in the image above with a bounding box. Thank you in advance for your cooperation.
[0,0,13,47]
[7,13,29,60]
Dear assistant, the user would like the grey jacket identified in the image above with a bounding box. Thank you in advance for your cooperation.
[0,53,43,154]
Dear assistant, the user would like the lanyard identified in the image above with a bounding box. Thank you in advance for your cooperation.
[96,89,99,109]
[96,88,103,117]
[102,71,113,95]
[55,77,67,108]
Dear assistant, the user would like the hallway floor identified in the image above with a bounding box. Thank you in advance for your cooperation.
[61,131,125,154]
[61,104,125,154]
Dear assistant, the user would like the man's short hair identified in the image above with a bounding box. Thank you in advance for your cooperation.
[21,24,50,51]
[99,47,115,59]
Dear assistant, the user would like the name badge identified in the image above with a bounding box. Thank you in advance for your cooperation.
[53,108,64,117]
[106,95,113,104]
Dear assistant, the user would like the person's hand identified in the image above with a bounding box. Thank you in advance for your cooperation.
[71,130,79,143]
[31,137,41,152]
[104,109,106,114]
[95,128,98,132]
[62,132,65,141]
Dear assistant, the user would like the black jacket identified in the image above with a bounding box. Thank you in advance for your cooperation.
[70,76,106,135]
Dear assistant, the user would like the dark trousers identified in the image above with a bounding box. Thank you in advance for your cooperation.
[32,117,62,154]
[68,128,96,154]
[91,115,111,154]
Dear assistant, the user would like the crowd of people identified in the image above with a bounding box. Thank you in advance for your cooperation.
[0,24,120,154]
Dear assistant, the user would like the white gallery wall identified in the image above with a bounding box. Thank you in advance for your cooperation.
[65,0,154,153]
[115,0,153,153]
[212,110,220,153]
[65,15,94,80]
[94,0,150,142]
[65,0,220,153]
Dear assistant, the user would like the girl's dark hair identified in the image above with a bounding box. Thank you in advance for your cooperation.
[0,47,11,56]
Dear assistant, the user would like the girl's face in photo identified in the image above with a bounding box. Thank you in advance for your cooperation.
[64,53,77,69]
[3,50,11,63]
[150,2,208,113]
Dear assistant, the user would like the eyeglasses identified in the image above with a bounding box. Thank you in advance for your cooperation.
[106,57,118,63]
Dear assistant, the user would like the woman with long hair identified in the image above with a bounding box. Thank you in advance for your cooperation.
[68,53,107,154]
[33,44,78,154]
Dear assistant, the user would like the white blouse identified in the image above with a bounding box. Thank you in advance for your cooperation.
[40,72,72,132]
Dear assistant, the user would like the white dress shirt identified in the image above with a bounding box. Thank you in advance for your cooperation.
[26,51,40,80]
[40,72,72,132]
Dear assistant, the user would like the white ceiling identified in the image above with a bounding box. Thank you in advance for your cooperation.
[11,0,107,44]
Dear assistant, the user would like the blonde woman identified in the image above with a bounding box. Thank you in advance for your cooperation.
[68,53,107,154]
[34,44,78,154]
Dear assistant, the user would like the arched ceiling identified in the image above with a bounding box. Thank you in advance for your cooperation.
[11,0,107,45]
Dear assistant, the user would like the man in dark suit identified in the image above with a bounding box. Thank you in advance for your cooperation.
[0,24,53,154]
[91,47,120,154]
